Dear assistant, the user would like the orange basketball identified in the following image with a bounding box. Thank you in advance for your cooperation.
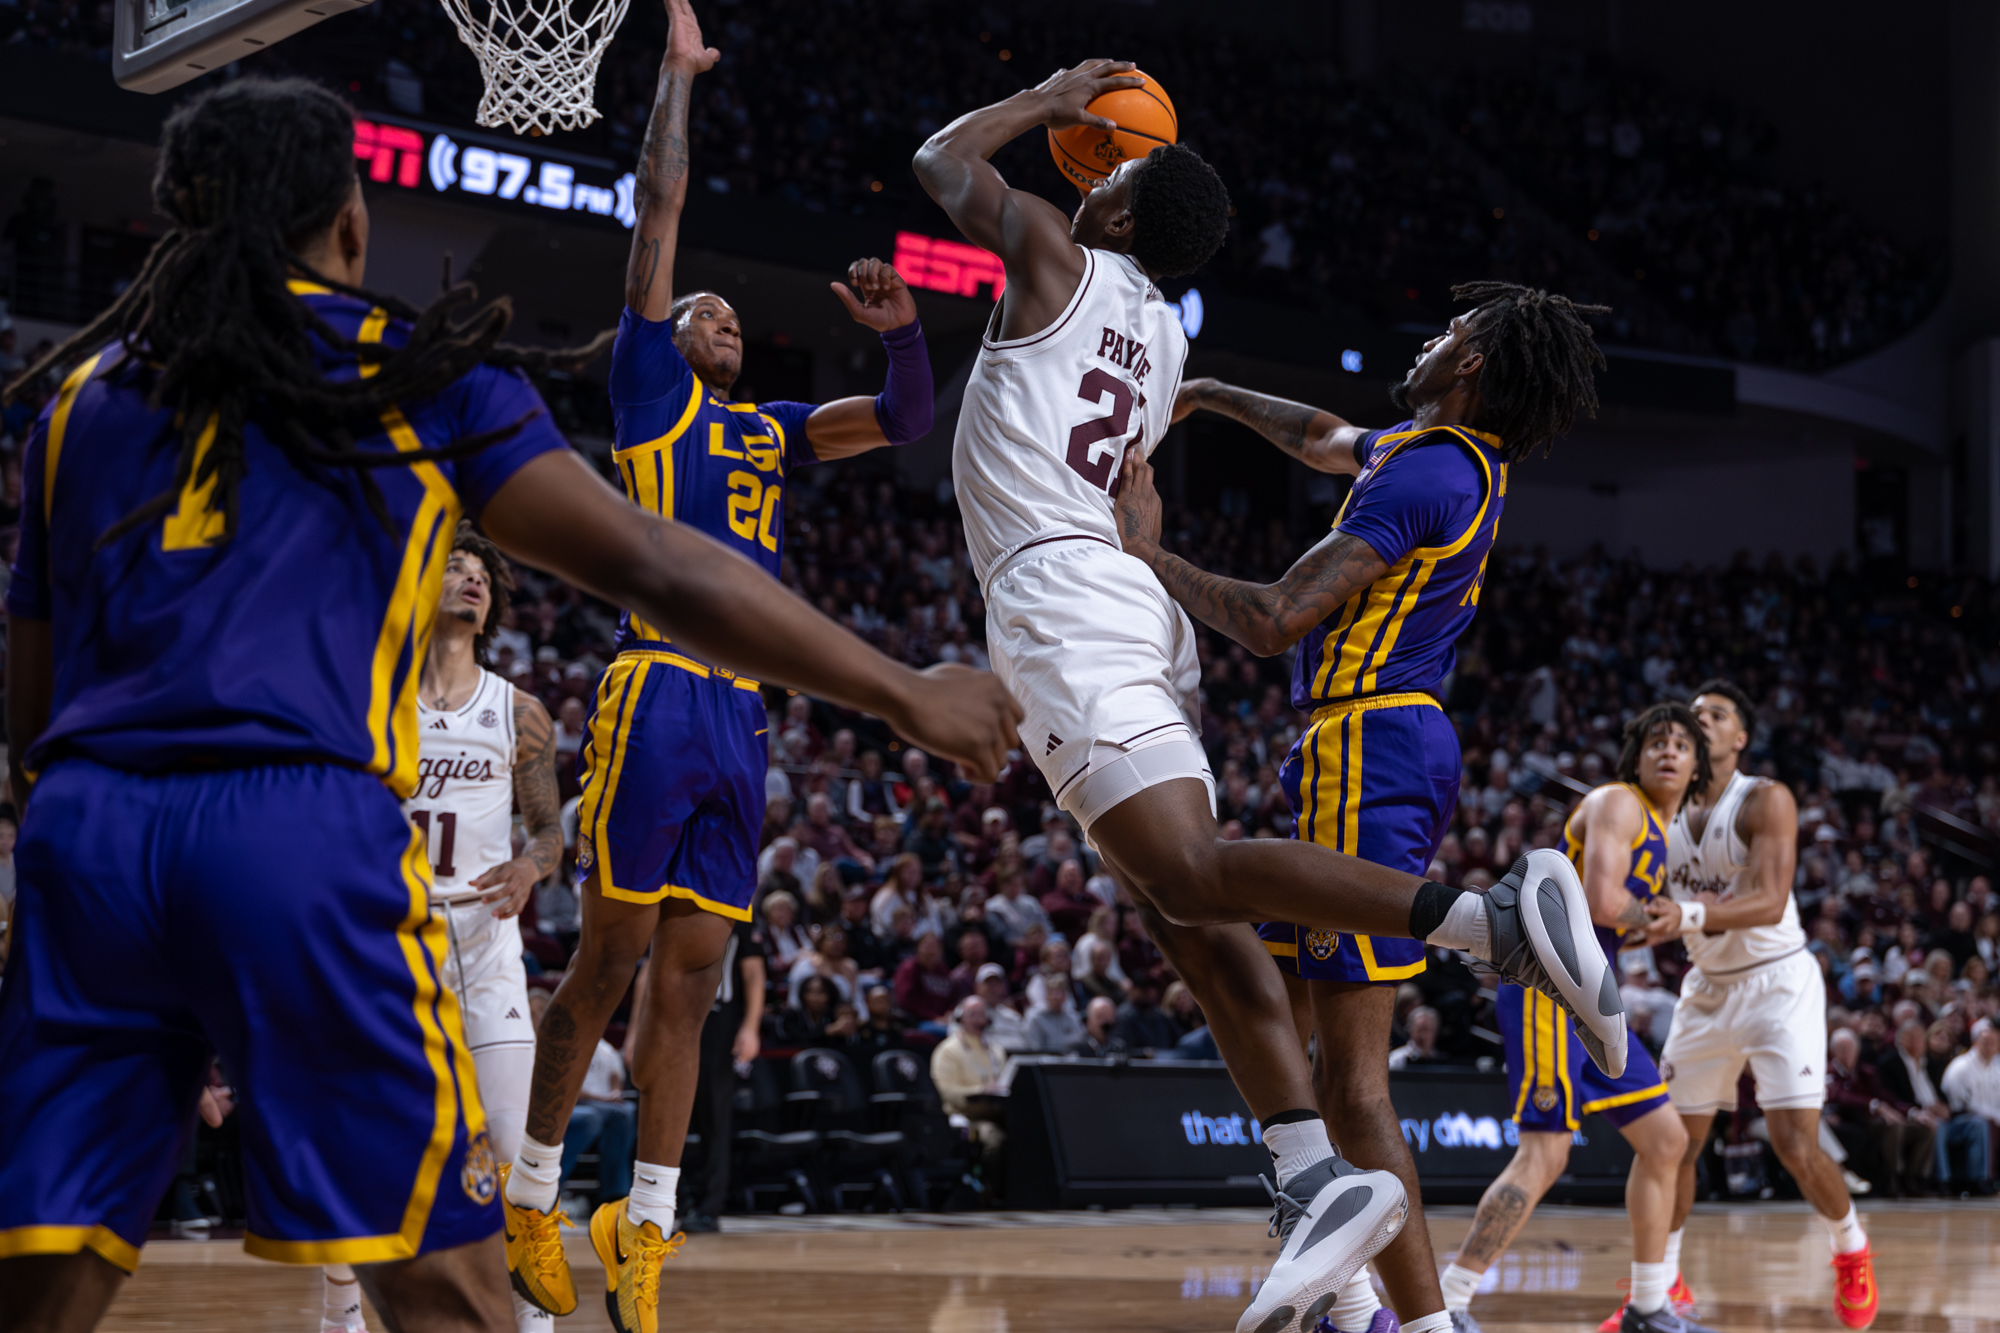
[1047,70,1177,191]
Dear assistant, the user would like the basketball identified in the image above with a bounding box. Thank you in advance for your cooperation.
[1047,70,1177,191]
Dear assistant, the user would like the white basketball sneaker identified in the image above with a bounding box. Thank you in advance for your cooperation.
[514,1292,555,1332]
[1236,1154,1408,1333]
[1484,850,1628,1077]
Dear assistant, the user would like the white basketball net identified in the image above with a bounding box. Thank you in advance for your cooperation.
[439,0,632,136]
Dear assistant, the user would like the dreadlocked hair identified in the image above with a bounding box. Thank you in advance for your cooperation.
[3,77,611,548]
[448,521,516,667]
[1449,281,1609,463]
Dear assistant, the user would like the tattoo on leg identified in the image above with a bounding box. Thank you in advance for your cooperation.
[524,1002,581,1144]
[1459,1182,1532,1267]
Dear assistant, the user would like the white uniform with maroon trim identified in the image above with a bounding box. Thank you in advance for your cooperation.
[1660,769,1822,1114]
[406,668,535,1159]
[953,247,1212,831]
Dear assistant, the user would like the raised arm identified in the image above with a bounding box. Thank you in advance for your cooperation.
[1644,780,1799,942]
[482,449,1021,780]
[912,61,1138,340]
[622,0,716,321]
[805,258,934,460]
[1173,377,1369,475]
[1113,451,1386,657]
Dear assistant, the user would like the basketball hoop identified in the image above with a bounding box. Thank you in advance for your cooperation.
[438,0,631,136]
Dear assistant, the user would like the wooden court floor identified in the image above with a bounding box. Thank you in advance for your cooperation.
[97,1201,1999,1332]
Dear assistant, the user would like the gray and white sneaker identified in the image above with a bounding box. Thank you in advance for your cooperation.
[1483,849,1628,1078]
[1236,1155,1408,1333]
[1449,1313,1484,1333]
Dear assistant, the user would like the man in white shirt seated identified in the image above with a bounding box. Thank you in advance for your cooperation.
[1941,1018,2000,1192]
[1387,1006,1443,1070]
[1877,1019,1985,1192]
[973,964,1031,1052]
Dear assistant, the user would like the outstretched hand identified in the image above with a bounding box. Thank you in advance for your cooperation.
[831,257,918,332]
[1031,60,1144,132]
[663,0,719,72]
[884,664,1022,784]
[1115,451,1163,553]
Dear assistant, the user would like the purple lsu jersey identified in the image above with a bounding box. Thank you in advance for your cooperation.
[1291,423,1508,710]
[607,306,819,654]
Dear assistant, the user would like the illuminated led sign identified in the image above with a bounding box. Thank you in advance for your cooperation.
[353,117,636,228]
[893,230,1007,301]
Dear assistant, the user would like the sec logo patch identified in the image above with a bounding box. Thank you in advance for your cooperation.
[1304,929,1342,961]
[460,1130,498,1205]
[478,708,499,729]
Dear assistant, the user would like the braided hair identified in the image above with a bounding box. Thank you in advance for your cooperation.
[1450,281,1609,463]
[3,77,610,546]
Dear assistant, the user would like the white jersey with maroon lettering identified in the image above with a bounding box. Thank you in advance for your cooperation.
[952,247,1212,830]
[408,667,517,899]
[954,247,1188,583]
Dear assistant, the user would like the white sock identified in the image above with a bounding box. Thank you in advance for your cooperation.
[1663,1227,1684,1282]
[1328,1273,1382,1331]
[1403,1314,1453,1333]
[322,1266,364,1329]
[1823,1203,1867,1255]
[507,1134,564,1213]
[627,1161,680,1233]
[1262,1117,1334,1185]
[1425,893,1490,960]
[1439,1260,1483,1313]
[1629,1260,1668,1314]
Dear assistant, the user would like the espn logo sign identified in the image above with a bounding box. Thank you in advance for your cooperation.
[893,231,1007,302]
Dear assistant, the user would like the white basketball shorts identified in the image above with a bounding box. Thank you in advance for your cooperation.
[436,895,536,1054]
[1660,949,1826,1115]
[985,537,1214,836]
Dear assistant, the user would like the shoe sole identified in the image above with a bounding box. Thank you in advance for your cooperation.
[1519,850,1628,1078]
[1236,1179,1409,1333]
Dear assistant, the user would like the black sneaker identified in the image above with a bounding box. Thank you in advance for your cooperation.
[1620,1304,1723,1333]
[1483,850,1628,1077]
[680,1212,721,1234]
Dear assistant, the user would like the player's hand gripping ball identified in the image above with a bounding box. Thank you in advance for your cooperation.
[1048,67,1177,192]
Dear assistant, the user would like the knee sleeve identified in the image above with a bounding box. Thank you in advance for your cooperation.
[472,1042,536,1165]
[1061,728,1215,838]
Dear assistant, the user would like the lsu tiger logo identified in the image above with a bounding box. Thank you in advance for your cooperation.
[1533,1087,1560,1113]
[460,1129,498,1205]
[1304,929,1342,962]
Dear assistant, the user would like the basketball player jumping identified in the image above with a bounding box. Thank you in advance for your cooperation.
[1438,704,1716,1333]
[917,64,1626,1333]
[1129,284,1610,1333]
[500,4,948,1331]
[1644,680,1878,1329]
[0,77,1015,1333]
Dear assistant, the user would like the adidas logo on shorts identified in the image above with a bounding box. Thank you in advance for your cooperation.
[506,1007,522,1020]
[1045,732,1063,755]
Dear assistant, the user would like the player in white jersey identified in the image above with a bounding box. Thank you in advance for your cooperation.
[1642,679,1878,1330]
[317,524,563,1333]
[916,61,1626,1333]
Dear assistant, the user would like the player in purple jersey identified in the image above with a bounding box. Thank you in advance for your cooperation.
[1117,283,1608,1333]
[0,77,1016,1333]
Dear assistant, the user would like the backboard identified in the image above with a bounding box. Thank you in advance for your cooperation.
[113,0,377,94]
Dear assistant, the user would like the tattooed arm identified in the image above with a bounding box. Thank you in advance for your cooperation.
[1114,451,1387,657]
[1173,377,1368,475]
[1575,783,1653,936]
[464,688,564,919]
[623,0,717,320]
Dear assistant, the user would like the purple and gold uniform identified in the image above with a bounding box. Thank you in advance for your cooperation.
[0,281,567,1269]
[572,309,819,918]
[1260,422,1506,983]
[1501,784,1671,1130]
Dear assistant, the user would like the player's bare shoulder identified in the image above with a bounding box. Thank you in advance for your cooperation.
[1733,774,1796,840]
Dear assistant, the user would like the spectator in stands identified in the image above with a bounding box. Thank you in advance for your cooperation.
[1943,1019,2000,1183]
[798,792,872,876]
[847,749,900,824]
[1826,1027,1932,1196]
[944,885,1006,970]
[973,963,1030,1053]
[987,870,1052,946]
[774,974,851,1045]
[1388,1007,1444,1070]
[892,932,961,1034]
[1879,1018,1984,1194]
[946,924,992,992]
[848,981,909,1055]
[1024,940,1081,1014]
[1115,975,1180,1056]
[761,891,810,974]
[1069,997,1128,1058]
[1074,935,1128,1008]
[1162,981,1203,1038]
[834,884,890,976]
[1025,979,1085,1054]
[1038,858,1097,943]
[931,1002,1007,1195]
[1618,953,1677,1052]
[1936,901,1980,974]
[559,1029,635,1208]
[787,922,861,1004]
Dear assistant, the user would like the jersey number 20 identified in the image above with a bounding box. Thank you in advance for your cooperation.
[1065,369,1138,493]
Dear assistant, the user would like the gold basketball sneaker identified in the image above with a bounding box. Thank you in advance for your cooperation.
[590,1197,683,1333]
[499,1163,576,1316]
